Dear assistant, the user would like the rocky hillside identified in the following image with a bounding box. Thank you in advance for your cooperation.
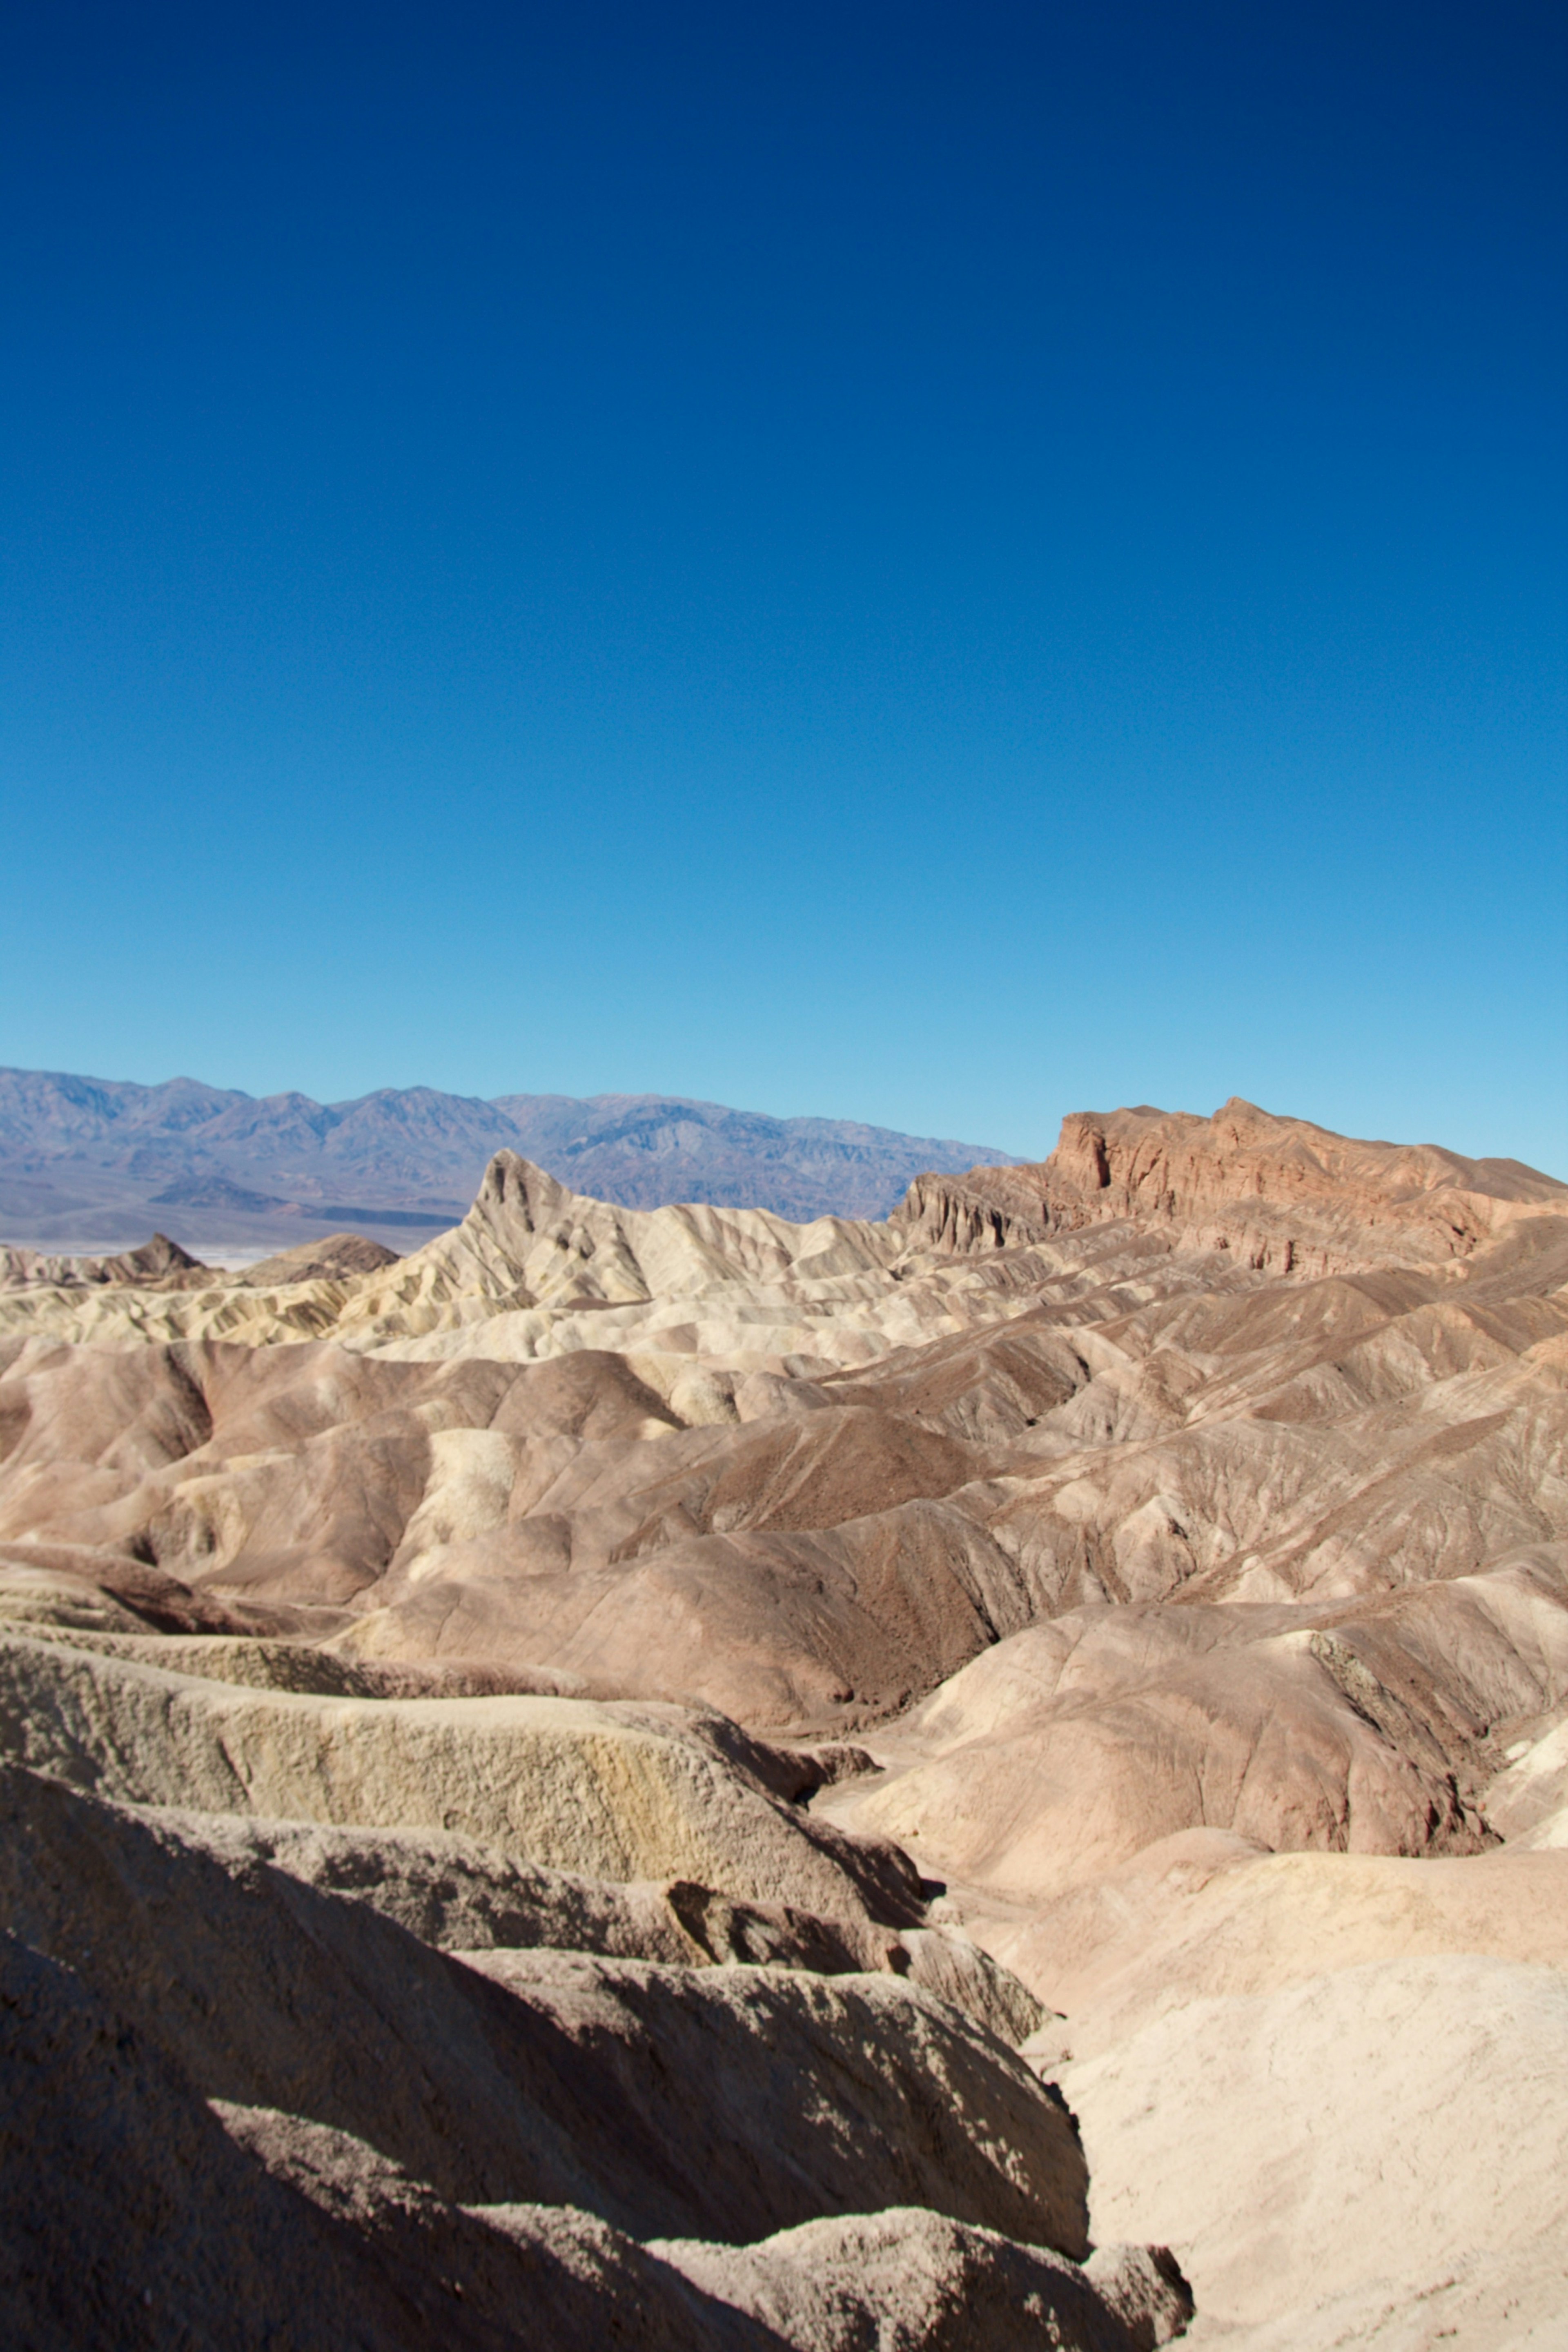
[2,1095,1566,2346]
[0,1066,1015,1249]
[894,1094,1568,1273]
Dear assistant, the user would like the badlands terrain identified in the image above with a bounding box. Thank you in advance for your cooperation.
[2,1096,1567,2347]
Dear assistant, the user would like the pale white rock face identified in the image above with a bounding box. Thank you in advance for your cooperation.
[396,1425,521,1552]
[1484,1715,1568,1847]
[1061,1956,1568,2349]
[977,1836,1568,2056]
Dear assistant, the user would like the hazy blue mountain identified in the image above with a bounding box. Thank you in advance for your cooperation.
[0,1067,1018,1250]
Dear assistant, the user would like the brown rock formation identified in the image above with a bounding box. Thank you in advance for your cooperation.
[2,1091,1566,2343]
[0,1231,208,1292]
[895,1096,1568,1277]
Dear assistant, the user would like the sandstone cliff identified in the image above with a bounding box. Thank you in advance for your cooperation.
[893,1096,1568,1277]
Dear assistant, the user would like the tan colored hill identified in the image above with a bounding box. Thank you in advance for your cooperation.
[2,1095,1566,2345]
[0,1230,208,1291]
[3,1115,1564,1730]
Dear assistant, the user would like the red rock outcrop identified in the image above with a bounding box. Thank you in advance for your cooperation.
[894,1097,1568,1278]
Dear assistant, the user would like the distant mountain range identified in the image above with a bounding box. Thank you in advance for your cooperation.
[0,1067,1018,1251]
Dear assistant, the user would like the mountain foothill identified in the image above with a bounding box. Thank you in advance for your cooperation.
[2,1090,1566,2349]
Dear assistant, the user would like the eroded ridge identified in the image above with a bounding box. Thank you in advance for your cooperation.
[3,1096,1566,2345]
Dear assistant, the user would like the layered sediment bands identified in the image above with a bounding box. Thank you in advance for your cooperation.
[0,1725,1180,2349]
[893,1096,1568,1278]
[0,1635,924,1924]
[3,1094,1567,2344]
[1,1104,1564,1734]
[0,1757,1071,2246]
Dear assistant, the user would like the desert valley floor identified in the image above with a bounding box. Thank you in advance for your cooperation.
[3,1097,1566,2349]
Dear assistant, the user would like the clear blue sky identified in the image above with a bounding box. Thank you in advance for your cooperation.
[3,1,1564,1169]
